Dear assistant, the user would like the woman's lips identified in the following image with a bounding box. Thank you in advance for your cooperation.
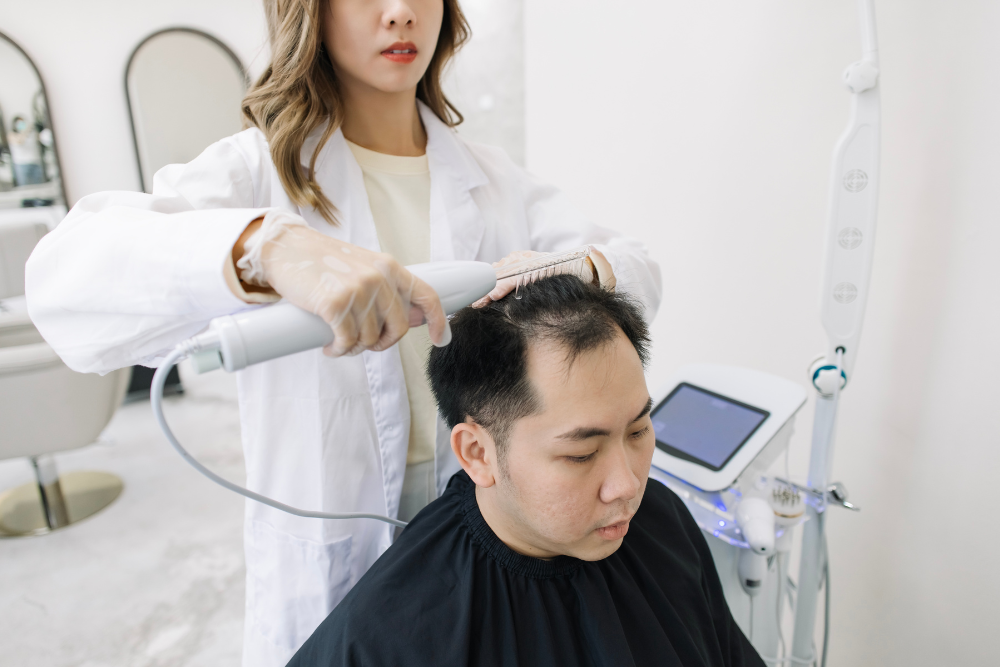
[596,520,630,541]
[382,42,417,64]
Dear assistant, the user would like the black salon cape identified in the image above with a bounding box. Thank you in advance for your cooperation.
[287,472,764,667]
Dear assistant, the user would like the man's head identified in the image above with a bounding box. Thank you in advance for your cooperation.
[428,275,655,561]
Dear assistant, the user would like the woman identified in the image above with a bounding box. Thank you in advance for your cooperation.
[26,0,661,665]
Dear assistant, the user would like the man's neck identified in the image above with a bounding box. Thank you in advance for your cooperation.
[338,78,426,156]
[475,485,559,560]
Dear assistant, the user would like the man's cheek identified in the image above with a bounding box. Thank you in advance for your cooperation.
[629,478,649,514]
[531,490,584,540]
[632,439,656,486]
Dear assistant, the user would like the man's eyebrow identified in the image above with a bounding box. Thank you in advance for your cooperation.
[555,398,655,441]
[632,397,654,423]
[556,426,611,441]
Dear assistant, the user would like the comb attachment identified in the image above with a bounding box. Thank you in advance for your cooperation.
[494,247,593,299]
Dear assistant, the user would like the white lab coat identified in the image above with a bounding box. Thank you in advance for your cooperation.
[25,102,662,666]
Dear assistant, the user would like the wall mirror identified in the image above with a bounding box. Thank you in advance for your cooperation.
[0,32,66,211]
[126,28,247,193]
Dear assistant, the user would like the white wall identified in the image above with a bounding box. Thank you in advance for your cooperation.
[446,0,525,165]
[0,0,269,205]
[526,1,999,665]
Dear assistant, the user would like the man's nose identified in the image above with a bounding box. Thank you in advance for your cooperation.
[599,443,641,505]
[383,1,416,28]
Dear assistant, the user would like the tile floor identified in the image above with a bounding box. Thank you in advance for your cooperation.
[0,366,246,666]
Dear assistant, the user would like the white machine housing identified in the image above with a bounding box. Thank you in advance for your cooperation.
[650,364,806,492]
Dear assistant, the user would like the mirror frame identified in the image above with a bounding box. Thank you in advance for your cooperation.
[124,27,249,193]
[0,29,69,208]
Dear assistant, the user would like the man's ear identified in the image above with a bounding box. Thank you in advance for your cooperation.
[451,420,497,488]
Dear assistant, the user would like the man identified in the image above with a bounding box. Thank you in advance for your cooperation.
[288,276,764,667]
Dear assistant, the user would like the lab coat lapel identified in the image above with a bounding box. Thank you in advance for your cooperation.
[420,102,489,262]
[299,127,381,252]
[299,124,406,527]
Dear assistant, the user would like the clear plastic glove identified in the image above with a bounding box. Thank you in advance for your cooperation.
[471,249,599,308]
[241,213,449,357]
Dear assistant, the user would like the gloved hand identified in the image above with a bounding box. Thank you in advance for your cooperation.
[237,211,449,357]
[470,249,600,308]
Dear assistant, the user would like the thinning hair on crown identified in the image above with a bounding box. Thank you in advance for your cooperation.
[427,275,651,454]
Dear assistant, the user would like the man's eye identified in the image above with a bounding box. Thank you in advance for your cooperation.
[630,425,651,440]
[566,453,596,464]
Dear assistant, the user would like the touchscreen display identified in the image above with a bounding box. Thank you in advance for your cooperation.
[651,383,769,471]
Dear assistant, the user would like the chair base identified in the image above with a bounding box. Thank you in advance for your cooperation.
[0,471,123,537]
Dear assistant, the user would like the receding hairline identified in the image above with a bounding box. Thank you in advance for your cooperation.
[517,324,647,425]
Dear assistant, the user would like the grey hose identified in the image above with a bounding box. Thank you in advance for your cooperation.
[151,344,408,529]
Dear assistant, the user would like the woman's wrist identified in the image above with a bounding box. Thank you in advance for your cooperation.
[235,211,312,291]
[228,217,278,297]
[232,217,264,270]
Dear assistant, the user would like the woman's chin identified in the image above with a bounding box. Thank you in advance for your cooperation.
[357,69,427,96]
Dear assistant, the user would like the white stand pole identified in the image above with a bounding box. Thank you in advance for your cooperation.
[791,393,838,663]
[791,1,879,660]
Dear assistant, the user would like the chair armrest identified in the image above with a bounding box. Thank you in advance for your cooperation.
[0,341,63,376]
[0,311,45,348]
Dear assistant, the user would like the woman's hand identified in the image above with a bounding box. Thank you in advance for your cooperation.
[244,220,448,357]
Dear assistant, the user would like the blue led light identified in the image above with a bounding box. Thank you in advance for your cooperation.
[718,520,726,527]
[716,503,727,512]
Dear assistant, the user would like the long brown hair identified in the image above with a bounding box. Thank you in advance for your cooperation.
[242,0,470,223]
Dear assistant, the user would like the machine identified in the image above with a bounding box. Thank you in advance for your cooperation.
[648,365,807,661]
[651,1,880,664]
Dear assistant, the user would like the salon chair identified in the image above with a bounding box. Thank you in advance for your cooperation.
[0,219,129,537]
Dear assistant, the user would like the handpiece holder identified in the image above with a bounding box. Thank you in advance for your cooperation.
[189,261,497,373]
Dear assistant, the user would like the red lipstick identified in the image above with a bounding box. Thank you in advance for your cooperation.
[382,41,418,64]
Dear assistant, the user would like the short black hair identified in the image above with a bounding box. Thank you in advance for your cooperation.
[427,275,651,459]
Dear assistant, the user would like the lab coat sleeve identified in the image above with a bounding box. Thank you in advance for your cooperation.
[25,138,272,374]
[519,169,663,322]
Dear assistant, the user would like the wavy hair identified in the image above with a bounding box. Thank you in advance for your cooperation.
[242,0,470,223]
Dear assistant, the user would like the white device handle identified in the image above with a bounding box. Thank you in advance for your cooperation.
[196,260,497,373]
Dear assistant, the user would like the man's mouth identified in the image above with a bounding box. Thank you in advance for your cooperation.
[596,518,631,541]
[382,42,418,64]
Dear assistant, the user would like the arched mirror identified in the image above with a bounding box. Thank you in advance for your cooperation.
[0,31,66,211]
[126,28,247,193]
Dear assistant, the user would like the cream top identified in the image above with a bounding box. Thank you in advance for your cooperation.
[347,139,437,465]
